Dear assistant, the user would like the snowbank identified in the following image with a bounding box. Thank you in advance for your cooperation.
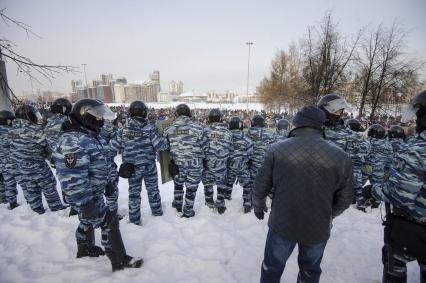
[0,160,421,283]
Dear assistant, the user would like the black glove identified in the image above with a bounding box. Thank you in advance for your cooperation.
[80,202,98,220]
[203,159,208,168]
[254,209,264,220]
[362,184,373,199]
[247,160,252,168]
[62,191,68,205]
[104,181,115,197]
[168,160,179,178]
[118,162,135,178]
[50,156,56,169]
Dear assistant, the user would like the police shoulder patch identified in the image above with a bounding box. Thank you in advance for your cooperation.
[64,153,77,168]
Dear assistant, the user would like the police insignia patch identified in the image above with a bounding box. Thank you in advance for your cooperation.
[396,159,405,171]
[65,153,76,168]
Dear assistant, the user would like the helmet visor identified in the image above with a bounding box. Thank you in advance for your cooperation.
[323,98,352,114]
[401,104,418,123]
[86,105,116,121]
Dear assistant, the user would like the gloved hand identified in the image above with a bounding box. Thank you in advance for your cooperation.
[168,160,179,178]
[254,209,264,220]
[50,156,56,169]
[104,181,115,197]
[80,202,98,220]
[362,184,373,199]
[203,159,208,168]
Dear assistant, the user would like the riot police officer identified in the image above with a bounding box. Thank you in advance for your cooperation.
[110,100,168,225]
[202,109,233,214]
[364,90,426,282]
[9,105,65,214]
[164,104,208,218]
[275,119,290,142]
[55,98,143,271]
[318,94,368,210]
[0,110,19,209]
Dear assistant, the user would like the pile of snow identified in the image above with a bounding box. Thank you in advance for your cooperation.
[0,159,421,282]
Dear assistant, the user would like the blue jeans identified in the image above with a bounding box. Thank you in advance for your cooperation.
[260,229,328,283]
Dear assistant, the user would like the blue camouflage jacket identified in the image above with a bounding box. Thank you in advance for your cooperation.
[372,131,426,223]
[0,125,13,165]
[204,122,233,170]
[110,118,168,166]
[54,124,110,207]
[247,127,275,166]
[228,129,253,171]
[9,119,49,163]
[163,116,208,164]
[44,113,68,152]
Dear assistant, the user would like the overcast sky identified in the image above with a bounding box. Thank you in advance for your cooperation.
[2,0,426,97]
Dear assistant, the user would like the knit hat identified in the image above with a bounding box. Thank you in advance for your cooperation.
[292,106,326,129]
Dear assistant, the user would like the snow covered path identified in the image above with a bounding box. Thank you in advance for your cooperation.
[0,162,421,283]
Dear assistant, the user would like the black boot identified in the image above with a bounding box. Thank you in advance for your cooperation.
[77,243,105,258]
[217,206,226,215]
[172,201,182,213]
[69,207,78,217]
[8,202,19,210]
[106,253,143,272]
[243,205,252,214]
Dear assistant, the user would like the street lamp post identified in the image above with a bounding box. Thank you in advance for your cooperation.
[245,41,254,111]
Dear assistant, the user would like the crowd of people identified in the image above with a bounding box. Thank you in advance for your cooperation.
[0,92,425,282]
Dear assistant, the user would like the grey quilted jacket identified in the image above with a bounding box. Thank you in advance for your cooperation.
[253,127,354,244]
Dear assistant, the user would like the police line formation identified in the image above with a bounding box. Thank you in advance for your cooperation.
[0,91,424,281]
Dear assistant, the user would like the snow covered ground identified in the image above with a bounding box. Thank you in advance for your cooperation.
[0,159,421,283]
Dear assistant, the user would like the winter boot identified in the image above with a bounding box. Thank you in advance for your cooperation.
[217,206,227,215]
[77,243,105,258]
[8,202,19,210]
[69,207,78,217]
[172,201,182,213]
[243,205,252,214]
[106,253,143,272]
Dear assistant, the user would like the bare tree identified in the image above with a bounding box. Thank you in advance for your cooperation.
[354,21,424,119]
[0,8,79,105]
[300,11,360,104]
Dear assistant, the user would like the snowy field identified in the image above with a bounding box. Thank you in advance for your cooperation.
[0,157,421,283]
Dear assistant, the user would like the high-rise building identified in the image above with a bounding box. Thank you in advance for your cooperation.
[101,74,113,85]
[96,85,113,103]
[177,81,184,94]
[116,77,127,84]
[114,84,126,103]
[71,80,82,93]
[124,84,143,102]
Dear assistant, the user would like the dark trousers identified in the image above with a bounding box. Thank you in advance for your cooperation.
[260,229,327,283]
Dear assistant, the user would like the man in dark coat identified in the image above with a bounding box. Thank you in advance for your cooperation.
[253,105,354,283]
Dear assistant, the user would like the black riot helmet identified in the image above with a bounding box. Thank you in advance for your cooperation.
[15,104,42,124]
[367,124,386,139]
[317,93,352,126]
[0,110,15,126]
[276,119,290,131]
[228,116,243,130]
[388,125,405,140]
[401,90,426,133]
[345,118,361,132]
[208,108,222,123]
[129,100,148,119]
[175,104,191,117]
[50,98,72,115]
[252,114,265,127]
[69,98,115,133]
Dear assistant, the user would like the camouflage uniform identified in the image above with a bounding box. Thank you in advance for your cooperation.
[54,124,116,253]
[100,121,120,213]
[364,138,394,187]
[202,122,233,209]
[0,125,18,205]
[247,127,275,182]
[388,138,408,159]
[371,131,426,282]
[110,118,168,224]
[44,113,68,153]
[274,129,289,143]
[164,116,208,217]
[9,119,64,214]
[324,124,368,206]
[226,129,253,208]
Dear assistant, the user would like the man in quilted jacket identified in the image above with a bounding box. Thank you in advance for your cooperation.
[253,105,354,283]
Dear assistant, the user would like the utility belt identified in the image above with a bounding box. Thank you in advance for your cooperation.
[384,206,426,262]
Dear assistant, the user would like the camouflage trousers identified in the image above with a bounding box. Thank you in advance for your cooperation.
[202,167,227,208]
[226,167,252,208]
[128,162,162,224]
[75,195,113,251]
[0,162,18,204]
[382,246,426,282]
[18,161,64,214]
[173,161,203,217]
[105,162,119,213]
